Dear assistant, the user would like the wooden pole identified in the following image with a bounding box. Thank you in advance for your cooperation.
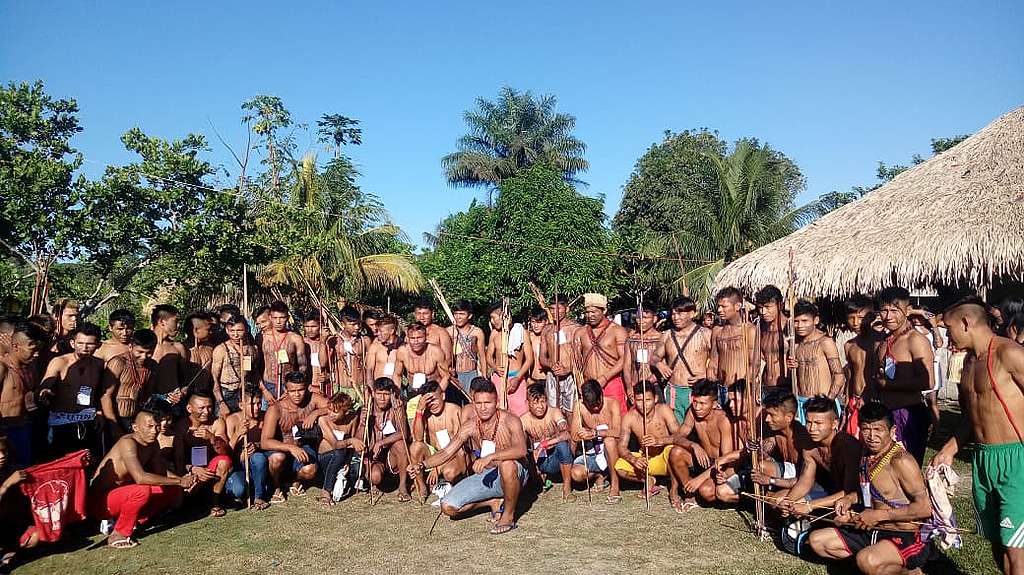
[671,235,690,298]
[241,349,252,508]
[637,291,651,511]
[242,264,250,318]
[787,249,798,390]
[570,340,592,504]
[501,297,511,411]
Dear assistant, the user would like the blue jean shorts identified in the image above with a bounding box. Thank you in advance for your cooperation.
[441,461,527,509]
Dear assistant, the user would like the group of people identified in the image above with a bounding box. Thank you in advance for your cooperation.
[1,287,1022,575]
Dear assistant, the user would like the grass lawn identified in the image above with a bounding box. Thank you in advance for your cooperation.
[10,407,1002,575]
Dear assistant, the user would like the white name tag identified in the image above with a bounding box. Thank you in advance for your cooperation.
[596,423,609,431]
[310,352,321,368]
[291,425,300,439]
[860,481,872,507]
[25,391,37,411]
[191,446,208,468]
[343,341,354,354]
[76,386,92,406]
[412,372,426,389]
[435,429,451,449]
[382,420,397,436]
[383,362,395,376]
[242,355,252,371]
[595,449,608,471]
[453,342,462,355]
[332,429,346,441]
[558,330,568,345]
[635,349,649,364]
[481,439,496,457]
[277,349,289,364]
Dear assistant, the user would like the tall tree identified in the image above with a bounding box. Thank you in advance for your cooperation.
[0,81,85,313]
[316,114,362,158]
[442,87,588,198]
[241,95,292,192]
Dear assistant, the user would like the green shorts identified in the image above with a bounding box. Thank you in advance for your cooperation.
[973,442,1024,548]
[664,384,691,424]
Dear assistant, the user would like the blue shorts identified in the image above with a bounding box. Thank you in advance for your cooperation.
[273,444,319,473]
[441,461,527,509]
[573,453,606,474]
[536,442,573,476]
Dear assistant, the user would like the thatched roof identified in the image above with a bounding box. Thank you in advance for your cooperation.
[714,106,1024,299]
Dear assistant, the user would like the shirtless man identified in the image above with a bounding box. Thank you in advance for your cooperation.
[749,391,810,494]
[871,287,934,465]
[527,308,549,385]
[709,287,759,429]
[183,311,216,396]
[366,315,401,381]
[316,391,365,504]
[149,305,190,407]
[787,300,845,422]
[0,322,46,467]
[364,377,413,501]
[570,379,622,501]
[50,299,79,355]
[261,371,327,501]
[413,300,453,366]
[331,306,371,397]
[211,315,257,415]
[845,311,885,438]
[223,384,270,510]
[449,300,487,394]
[658,297,712,423]
[40,323,103,458]
[755,286,790,392]
[934,297,1024,574]
[487,303,533,416]
[260,301,308,405]
[173,393,232,517]
[667,379,738,508]
[395,323,450,417]
[574,293,627,414]
[624,303,663,407]
[809,402,933,574]
[100,329,158,438]
[95,309,135,363]
[89,410,196,549]
[838,296,873,367]
[540,296,581,419]
[522,382,573,501]
[616,382,681,503]
[409,377,528,535]
[780,397,861,517]
[409,380,468,504]
[302,310,330,395]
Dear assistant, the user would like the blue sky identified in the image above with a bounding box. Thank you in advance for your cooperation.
[3,2,1022,248]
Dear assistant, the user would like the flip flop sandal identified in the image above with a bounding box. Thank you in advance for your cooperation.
[396,493,412,503]
[250,500,271,511]
[561,493,577,503]
[270,492,286,504]
[680,501,700,512]
[605,495,623,505]
[316,494,334,506]
[486,504,506,523]
[209,506,227,518]
[108,537,140,549]
[1,551,17,567]
[489,523,517,535]
[636,485,662,498]
[289,484,307,497]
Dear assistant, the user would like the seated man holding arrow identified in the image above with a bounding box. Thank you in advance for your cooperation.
[409,380,468,505]
[408,377,528,535]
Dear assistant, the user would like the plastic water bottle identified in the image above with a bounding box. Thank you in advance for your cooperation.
[99,519,113,535]
[332,470,347,502]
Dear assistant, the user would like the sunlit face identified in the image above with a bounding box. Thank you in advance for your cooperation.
[270,311,289,332]
[365,317,379,338]
[793,313,816,337]
[528,394,549,418]
[859,419,894,455]
[60,307,79,333]
[378,322,396,342]
[414,307,433,326]
[285,382,308,405]
[72,333,100,358]
[584,306,605,327]
[638,311,657,332]
[244,394,261,419]
[944,311,969,349]
[373,389,393,410]
[341,318,360,337]
[846,309,867,332]
[551,303,568,323]
[191,318,212,343]
[671,308,695,329]
[187,395,214,424]
[805,411,837,443]
[110,320,135,345]
[529,317,547,335]
[329,401,351,421]
[304,320,321,340]
[763,406,793,432]
[424,388,445,415]
[878,302,908,331]
[255,313,270,334]
[453,310,471,328]
[130,345,154,364]
[407,330,427,353]
[10,334,41,364]
[473,391,497,421]
[759,301,779,324]
[634,390,657,417]
[717,297,739,321]
[489,309,505,331]
[226,322,246,343]
[133,413,161,445]
[691,394,715,419]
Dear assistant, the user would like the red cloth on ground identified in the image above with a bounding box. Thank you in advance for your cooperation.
[88,484,182,538]
[18,449,88,545]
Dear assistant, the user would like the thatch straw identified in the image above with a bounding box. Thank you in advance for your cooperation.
[714,107,1024,298]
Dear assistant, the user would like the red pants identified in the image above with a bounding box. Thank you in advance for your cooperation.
[89,484,181,538]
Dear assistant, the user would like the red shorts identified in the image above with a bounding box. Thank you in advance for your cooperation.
[603,376,627,414]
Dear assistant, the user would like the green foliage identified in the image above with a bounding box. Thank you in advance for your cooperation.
[614,131,812,305]
[422,164,617,315]
[442,87,588,194]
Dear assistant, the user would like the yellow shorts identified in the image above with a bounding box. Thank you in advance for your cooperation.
[405,395,421,421]
[614,448,671,477]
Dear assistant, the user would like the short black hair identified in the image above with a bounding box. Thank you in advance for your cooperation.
[581,379,603,408]
[253,305,270,318]
[1000,297,1024,336]
[269,300,290,314]
[670,297,697,313]
[150,304,178,327]
[637,302,657,316]
[632,381,659,397]
[304,309,322,323]
[803,396,838,418]
[70,322,102,340]
[340,305,360,323]
[715,287,743,304]
[413,299,433,311]
[285,370,307,385]
[419,380,441,395]
[529,307,548,322]
[754,285,784,306]
[876,287,910,308]
[13,321,48,344]
[793,300,819,319]
[108,309,136,327]
[762,389,797,414]
[131,328,158,349]
[217,304,241,317]
[452,300,473,313]
[691,379,717,398]
[373,377,397,393]
[843,295,873,315]
[526,382,546,401]
[858,401,892,427]
[470,376,496,396]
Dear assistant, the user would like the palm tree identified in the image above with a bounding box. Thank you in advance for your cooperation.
[655,140,819,305]
[442,87,588,197]
[255,152,423,302]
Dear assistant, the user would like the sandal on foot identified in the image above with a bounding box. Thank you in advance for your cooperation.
[108,537,139,549]
[605,495,623,505]
[489,523,517,535]
[289,484,306,497]
[637,485,662,498]
[209,506,227,518]
[316,494,334,506]
[250,499,271,511]
[486,504,506,523]
[396,492,411,503]
[270,491,286,504]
